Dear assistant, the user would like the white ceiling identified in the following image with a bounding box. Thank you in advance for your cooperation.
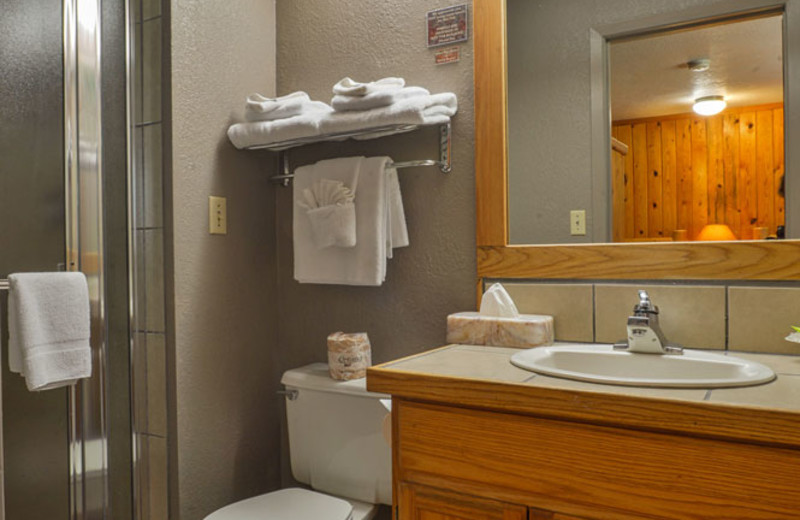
[610,15,783,121]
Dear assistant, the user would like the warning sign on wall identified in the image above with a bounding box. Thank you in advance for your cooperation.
[427,5,469,48]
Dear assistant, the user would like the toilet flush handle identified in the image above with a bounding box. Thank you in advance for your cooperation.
[277,389,299,400]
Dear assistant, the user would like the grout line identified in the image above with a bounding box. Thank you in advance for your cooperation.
[703,389,713,401]
[523,374,537,383]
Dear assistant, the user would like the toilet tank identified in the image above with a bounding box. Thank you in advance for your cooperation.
[281,363,392,506]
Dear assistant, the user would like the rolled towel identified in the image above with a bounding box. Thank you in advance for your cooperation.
[227,102,334,149]
[320,92,458,138]
[332,86,430,112]
[332,77,405,96]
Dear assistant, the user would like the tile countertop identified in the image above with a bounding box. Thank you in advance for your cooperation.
[367,344,800,448]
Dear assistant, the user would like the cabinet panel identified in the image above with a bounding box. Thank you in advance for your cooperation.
[399,483,527,520]
[396,400,800,520]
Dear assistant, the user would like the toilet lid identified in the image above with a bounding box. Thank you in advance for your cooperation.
[205,488,353,520]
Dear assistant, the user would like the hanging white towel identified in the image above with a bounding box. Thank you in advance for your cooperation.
[321,93,458,138]
[331,86,430,112]
[294,157,402,285]
[385,167,409,259]
[8,272,92,391]
[227,102,333,149]
[245,91,311,121]
[332,77,405,96]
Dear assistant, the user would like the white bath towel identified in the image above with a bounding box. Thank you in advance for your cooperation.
[294,157,403,285]
[332,77,405,96]
[8,272,92,391]
[331,86,430,112]
[227,102,333,149]
[321,93,458,138]
[245,91,311,121]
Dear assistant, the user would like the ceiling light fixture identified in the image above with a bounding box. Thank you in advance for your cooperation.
[693,95,726,116]
[687,58,711,72]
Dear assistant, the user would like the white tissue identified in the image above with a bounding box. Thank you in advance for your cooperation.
[479,283,520,318]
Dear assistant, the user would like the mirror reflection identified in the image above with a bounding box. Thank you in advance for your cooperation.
[610,14,784,242]
[507,3,785,245]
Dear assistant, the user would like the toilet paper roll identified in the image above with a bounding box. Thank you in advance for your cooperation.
[327,331,371,380]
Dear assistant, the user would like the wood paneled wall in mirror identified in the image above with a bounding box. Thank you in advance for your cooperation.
[474,0,800,281]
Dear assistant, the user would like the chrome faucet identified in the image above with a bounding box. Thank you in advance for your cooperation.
[614,290,683,355]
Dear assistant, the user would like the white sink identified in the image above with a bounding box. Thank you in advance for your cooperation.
[510,344,776,388]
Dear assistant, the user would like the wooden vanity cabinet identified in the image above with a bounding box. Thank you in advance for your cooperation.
[391,398,800,520]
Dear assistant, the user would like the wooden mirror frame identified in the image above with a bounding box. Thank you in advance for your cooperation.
[474,0,800,281]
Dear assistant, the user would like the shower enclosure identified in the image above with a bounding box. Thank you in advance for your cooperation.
[0,0,169,518]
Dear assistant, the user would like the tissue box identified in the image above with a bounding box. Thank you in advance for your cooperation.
[446,312,554,349]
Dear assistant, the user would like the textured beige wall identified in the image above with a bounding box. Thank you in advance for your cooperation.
[274,0,477,474]
[169,1,278,518]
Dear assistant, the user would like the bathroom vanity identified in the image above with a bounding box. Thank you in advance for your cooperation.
[367,345,800,520]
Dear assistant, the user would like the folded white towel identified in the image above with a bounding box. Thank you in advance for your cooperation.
[245,91,310,121]
[295,157,397,285]
[321,93,458,138]
[8,272,92,391]
[332,86,430,112]
[332,77,405,96]
[227,102,334,149]
[298,179,358,249]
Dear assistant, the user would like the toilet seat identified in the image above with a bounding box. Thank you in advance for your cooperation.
[204,488,353,520]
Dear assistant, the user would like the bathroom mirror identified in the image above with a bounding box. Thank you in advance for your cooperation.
[474,0,800,280]
[507,2,786,245]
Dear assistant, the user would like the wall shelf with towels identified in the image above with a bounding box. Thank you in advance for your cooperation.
[243,122,452,187]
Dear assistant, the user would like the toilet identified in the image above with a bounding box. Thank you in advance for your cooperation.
[205,363,392,520]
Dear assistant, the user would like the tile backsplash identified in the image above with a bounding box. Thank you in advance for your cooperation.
[486,280,800,355]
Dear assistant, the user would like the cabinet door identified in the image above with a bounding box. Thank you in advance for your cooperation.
[398,482,527,520]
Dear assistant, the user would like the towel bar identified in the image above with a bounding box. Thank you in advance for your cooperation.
[0,279,7,291]
[269,122,452,186]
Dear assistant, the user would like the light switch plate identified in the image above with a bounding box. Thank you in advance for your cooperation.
[209,196,227,235]
[570,210,586,236]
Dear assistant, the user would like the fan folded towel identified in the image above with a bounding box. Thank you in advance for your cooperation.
[297,179,358,249]
[7,272,92,391]
[332,77,405,96]
[332,86,430,112]
[227,102,334,149]
[321,93,458,138]
[294,157,408,285]
[245,91,323,122]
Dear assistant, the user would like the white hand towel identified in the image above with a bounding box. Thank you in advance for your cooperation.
[245,91,311,121]
[8,272,92,391]
[321,92,458,137]
[297,179,358,249]
[294,157,391,285]
[227,102,333,149]
[331,86,430,112]
[332,77,405,96]
[385,167,409,259]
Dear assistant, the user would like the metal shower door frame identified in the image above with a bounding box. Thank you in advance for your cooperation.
[64,0,109,519]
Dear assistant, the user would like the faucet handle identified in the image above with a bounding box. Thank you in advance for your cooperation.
[634,290,657,314]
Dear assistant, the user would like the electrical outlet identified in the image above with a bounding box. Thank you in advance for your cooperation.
[570,210,586,236]
[209,196,227,235]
